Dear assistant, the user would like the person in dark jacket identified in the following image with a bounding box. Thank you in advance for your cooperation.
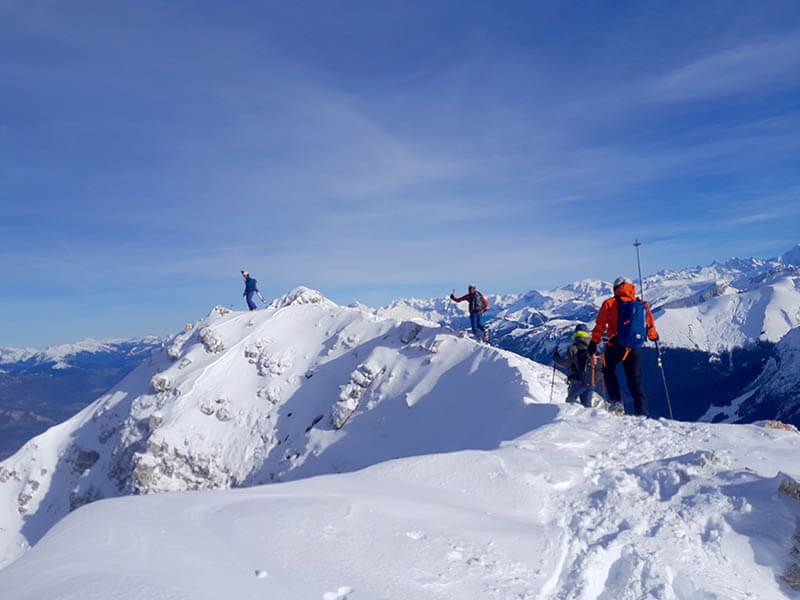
[241,270,259,311]
[450,285,489,341]
[553,324,594,407]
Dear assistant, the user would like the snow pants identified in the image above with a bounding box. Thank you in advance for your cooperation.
[469,312,487,339]
[566,383,593,408]
[603,345,647,416]
[245,291,258,311]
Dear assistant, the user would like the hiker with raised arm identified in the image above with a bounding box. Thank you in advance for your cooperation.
[241,270,260,311]
[450,284,489,341]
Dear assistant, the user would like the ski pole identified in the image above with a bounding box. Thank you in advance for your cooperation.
[549,361,557,404]
[654,340,674,419]
[634,239,674,419]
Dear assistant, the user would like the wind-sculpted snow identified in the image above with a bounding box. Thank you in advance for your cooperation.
[1,406,799,599]
[0,287,562,567]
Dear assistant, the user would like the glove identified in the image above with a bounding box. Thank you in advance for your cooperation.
[652,334,659,342]
[552,349,560,360]
[588,341,597,355]
[449,294,456,301]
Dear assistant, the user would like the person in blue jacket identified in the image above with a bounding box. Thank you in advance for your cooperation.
[241,270,259,311]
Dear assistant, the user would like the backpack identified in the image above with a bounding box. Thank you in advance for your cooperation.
[616,299,647,348]
[571,345,592,385]
[471,291,488,313]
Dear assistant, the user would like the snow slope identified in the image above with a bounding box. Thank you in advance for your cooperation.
[0,287,561,568]
[1,406,799,599]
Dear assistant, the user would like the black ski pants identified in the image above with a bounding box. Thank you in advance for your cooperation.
[566,383,593,408]
[603,345,647,416]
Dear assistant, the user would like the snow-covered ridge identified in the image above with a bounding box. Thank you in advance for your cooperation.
[0,287,560,568]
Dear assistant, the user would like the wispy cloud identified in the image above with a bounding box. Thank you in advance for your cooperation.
[1,2,799,345]
[650,34,800,102]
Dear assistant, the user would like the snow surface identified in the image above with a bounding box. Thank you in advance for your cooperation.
[1,407,799,599]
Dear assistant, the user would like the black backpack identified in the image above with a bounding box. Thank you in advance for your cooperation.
[573,346,591,384]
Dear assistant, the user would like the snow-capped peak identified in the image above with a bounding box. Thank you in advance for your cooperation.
[780,244,800,266]
[0,347,38,365]
[268,286,336,309]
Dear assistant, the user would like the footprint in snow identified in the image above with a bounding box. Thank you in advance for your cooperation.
[322,586,352,600]
[254,569,268,579]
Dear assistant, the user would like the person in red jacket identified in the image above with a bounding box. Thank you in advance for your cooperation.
[450,285,489,341]
[589,276,658,416]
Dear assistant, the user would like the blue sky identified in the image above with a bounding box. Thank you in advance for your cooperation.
[1,1,799,346]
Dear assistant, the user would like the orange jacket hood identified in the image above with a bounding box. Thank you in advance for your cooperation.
[591,282,658,344]
[614,282,637,302]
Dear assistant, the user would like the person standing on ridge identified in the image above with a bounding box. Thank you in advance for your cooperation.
[589,276,658,416]
[241,270,260,311]
[552,324,594,408]
[450,285,489,341]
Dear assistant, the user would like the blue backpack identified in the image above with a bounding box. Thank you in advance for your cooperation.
[616,300,647,348]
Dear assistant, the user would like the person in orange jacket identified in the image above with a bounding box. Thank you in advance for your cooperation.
[589,276,658,416]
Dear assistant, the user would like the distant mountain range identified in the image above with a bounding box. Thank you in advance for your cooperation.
[0,338,162,459]
[377,244,800,423]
